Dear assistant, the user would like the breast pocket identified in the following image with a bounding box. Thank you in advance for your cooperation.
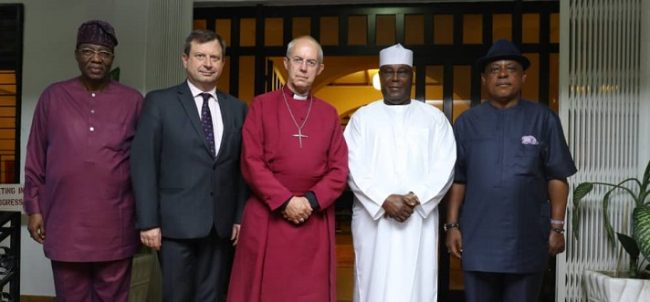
[515,143,543,176]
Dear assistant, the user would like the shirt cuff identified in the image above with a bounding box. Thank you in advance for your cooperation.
[305,191,320,211]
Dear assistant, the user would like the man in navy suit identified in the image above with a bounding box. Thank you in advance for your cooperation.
[131,29,247,302]
[445,39,576,302]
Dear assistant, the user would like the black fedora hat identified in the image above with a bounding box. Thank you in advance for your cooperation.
[477,39,530,72]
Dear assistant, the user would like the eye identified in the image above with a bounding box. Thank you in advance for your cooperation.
[306,59,318,67]
[78,49,94,56]
[397,70,410,77]
[98,51,113,58]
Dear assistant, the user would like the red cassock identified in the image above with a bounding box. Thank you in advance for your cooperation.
[227,87,348,302]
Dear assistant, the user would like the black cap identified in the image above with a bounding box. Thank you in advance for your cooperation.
[477,39,530,72]
[76,20,118,49]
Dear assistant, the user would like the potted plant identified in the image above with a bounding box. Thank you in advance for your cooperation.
[572,160,650,301]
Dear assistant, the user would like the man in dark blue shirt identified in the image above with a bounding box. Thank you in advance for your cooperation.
[445,39,577,302]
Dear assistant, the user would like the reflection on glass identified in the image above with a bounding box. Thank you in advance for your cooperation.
[405,14,424,45]
[376,15,396,46]
[215,19,231,47]
[492,14,512,41]
[0,70,17,183]
[453,65,471,122]
[522,53,539,102]
[549,53,559,112]
[434,15,453,45]
[217,58,230,94]
[463,14,482,44]
[193,19,207,30]
[320,17,339,46]
[522,13,540,43]
[550,13,560,43]
[348,16,368,45]
[425,65,443,111]
[238,56,255,103]
[292,17,311,38]
[265,18,283,46]
[240,18,256,47]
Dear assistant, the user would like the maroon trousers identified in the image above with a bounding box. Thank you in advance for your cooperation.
[51,258,132,302]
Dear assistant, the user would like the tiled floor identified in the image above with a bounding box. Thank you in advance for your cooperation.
[334,229,464,302]
[336,232,355,302]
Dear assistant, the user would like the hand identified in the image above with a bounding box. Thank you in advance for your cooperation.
[282,196,313,225]
[445,228,463,259]
[231,224,241,246]
[548,230,565,255]
[140,228,162,251]
[404,192,420,207]
[382,194,414,222]
[28,214,45,244]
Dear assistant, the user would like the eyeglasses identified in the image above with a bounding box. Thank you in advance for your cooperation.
[288,56,320,68]
[77,48,114,60]
[379,68,412,79]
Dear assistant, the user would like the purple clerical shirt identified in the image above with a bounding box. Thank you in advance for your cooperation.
[24,78,143,262]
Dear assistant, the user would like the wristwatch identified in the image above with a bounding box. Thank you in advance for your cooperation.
[443,223,459,231]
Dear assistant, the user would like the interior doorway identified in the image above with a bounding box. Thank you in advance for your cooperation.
[194,2,560,301]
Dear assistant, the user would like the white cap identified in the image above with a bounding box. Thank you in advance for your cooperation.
[379,43,413,67]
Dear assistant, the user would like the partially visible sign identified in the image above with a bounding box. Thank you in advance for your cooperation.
[0,184,23,212]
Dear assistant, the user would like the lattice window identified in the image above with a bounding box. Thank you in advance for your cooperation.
[559,0,642,301]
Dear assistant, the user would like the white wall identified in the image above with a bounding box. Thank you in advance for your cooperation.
[641,0,650,170]
[0,0,190,296]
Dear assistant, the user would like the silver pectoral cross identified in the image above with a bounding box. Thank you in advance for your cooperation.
[292,129,308,148]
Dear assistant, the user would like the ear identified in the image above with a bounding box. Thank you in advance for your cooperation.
[316,63,325,76]
[521,72,527,83]
[181,54,189,68]
[283,57,290,71]
[481,73,487,85]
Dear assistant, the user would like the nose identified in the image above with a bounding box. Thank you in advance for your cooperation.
[496,65,509,78]
[89,52,103,62]
[298,60,308,71]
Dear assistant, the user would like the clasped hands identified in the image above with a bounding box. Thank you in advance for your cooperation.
[282,196,313,225]
[382,192,420,222]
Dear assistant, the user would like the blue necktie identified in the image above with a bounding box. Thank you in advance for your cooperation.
[200,93,215,156]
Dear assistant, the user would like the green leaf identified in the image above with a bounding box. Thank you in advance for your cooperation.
[641,161,650,206]
[572,182,594,240]
[603,190,616,245]
[633,205,650,261]
[617,232,640,259]
[573,183,594,204]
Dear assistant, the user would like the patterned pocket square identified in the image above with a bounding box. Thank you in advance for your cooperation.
[521,135,538,145]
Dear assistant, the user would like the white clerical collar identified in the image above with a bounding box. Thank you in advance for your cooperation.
[293,93,308,100]
[186,80,217,99]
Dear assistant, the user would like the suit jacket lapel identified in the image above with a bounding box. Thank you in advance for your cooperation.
[215,91,231,161]
[177,83,215,158]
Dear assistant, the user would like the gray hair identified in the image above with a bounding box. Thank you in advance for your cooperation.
[286,36,323,62]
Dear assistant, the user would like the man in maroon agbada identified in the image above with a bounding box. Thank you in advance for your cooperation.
[227,36,348,302]
[24,20,142,302]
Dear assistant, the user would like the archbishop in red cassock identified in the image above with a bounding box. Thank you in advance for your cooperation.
[227,36,348,302]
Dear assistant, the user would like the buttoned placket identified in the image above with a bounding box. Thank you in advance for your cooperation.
[88,93,97,141]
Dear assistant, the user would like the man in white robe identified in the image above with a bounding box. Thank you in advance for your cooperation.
[344,43,456,302]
